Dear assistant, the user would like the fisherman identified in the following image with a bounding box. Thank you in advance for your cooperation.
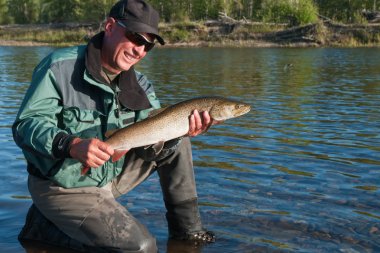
[12,0,215,252]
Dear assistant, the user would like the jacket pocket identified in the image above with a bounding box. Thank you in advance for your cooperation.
[62,107,103,139]
[119,109,135,127]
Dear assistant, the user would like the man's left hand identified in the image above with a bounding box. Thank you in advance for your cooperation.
[188,110,216,137]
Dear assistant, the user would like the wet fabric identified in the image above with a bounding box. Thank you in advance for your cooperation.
[20,138,198,252]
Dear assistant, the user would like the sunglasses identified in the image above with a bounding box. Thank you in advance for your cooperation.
[117,21,155,52]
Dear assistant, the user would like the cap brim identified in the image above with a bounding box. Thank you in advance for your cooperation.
[119,19,165,45]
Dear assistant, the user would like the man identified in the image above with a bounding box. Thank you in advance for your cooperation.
[13,0,215,252]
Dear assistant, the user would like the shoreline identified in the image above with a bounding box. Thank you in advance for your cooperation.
[1,21,379,48]
[0,39,315,48]
[0,40,51,46]
[1,40,379,48]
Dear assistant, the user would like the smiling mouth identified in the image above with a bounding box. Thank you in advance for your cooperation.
[124,53,135,61]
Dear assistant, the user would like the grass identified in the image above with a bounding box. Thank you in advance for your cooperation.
[0,25,92,46]
[324,24,380,47]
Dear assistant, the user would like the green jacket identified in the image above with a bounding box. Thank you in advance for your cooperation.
[12,32,161,188]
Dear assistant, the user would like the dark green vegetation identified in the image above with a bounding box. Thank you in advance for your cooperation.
[1,0,379,25]
[0,0,379,47]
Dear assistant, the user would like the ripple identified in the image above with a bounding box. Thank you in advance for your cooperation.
[2,47,380,252]
[354,211,380,220]
[354,185,378,191]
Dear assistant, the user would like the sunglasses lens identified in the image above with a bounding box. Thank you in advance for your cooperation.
[144,42,154,52]
[125,32,155,52]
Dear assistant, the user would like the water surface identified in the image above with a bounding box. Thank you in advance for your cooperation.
[1,46,379,252]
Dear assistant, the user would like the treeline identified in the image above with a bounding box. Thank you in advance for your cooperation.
[0,0,379,26]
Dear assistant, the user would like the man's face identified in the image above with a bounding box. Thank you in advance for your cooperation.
[102,18,153,73]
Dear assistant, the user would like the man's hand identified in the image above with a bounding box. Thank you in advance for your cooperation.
[188,110,219,137]
[69,138,114,168]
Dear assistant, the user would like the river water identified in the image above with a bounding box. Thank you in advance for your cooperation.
[0,46,379,253]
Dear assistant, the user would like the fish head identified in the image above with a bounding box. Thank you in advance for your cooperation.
[210,99,251,121]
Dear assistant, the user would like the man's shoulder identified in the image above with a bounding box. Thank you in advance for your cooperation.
[48,45,87,65]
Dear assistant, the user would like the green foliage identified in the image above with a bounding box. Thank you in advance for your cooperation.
[191,0,211,20]
[0,0,11,24]
[40,0,81,23]
[0,0,379,25]
[0,26,89,46]
[296,0,319,24]
[167,28,191,42]
[260,0,318,25]
[4,0,114,24]
[7,0,40,23]
[159,22,205,42]
[79,0,115,23]
[39,0,114,23]
[315,0,379,23]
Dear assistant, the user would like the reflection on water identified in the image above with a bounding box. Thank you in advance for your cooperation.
[1,46,380,252]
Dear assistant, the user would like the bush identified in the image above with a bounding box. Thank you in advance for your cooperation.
[260,0,318,26]
[165,28,191,43]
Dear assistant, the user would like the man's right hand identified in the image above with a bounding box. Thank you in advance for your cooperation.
[69,138,114,168]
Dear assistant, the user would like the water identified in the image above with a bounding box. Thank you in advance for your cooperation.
[1,46,379,252]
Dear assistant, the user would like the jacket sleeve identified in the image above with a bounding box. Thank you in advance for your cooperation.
[12,56,68,164]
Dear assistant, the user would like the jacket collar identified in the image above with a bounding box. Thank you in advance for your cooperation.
[85,32,151,111]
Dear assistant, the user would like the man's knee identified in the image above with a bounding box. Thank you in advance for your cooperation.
[79,199,158,252]
[85,233,157,253]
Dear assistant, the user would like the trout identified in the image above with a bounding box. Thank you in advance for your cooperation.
[81,96,250,174]
[108,96,250,159]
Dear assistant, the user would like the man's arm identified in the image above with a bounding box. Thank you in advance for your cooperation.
[12,63,66,161]
[12,57,113,174]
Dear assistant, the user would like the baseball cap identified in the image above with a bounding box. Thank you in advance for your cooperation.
[109,0,165,45]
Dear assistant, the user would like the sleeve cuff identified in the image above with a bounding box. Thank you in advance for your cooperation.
[52,133,76,159]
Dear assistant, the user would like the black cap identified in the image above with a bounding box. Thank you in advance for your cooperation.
[109,0,165,45]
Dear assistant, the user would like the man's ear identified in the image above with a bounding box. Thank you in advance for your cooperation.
[104,17,116,34]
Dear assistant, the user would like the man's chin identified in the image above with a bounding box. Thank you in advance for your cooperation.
[118,61,134,72]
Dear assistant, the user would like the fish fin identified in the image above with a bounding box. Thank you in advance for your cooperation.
[152,141,165,154]
[204,121,213,133]
[81,166,91,175]
[112,149,129,162]
[105,129,119,138]
[148,108,167,118]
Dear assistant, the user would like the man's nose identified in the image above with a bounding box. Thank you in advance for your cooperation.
[133,44,146,56]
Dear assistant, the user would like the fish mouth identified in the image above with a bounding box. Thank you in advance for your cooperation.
[235,104,251,116]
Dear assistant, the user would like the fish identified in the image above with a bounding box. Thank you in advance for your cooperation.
[81,96,250,174]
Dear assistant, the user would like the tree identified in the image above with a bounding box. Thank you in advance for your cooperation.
[315,0,378,23]
[40,0,82,23]
[78,0,115,23]
[7,0,41,24]
[3,0,378,25]
[0,0,11,24]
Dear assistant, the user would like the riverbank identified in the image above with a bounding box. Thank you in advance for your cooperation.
[0,20,379,47]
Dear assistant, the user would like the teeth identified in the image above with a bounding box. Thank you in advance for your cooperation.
[125,53,136,61]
